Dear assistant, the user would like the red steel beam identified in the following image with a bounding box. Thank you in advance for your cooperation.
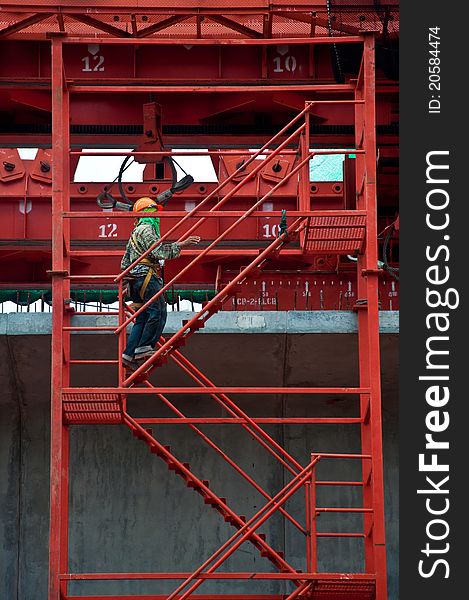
[69,84,355,93]
[64,596,284,600]
[64,13,132,38]
[362,34,388,600]
[64,211,367,219]
[63,596,288,600]
[49,36,70,600]
[63,387,369,395]
[284,582,313,600]
[276,11,361,36]
[0,12,53,37]
[67,141,360,156]
[61,572,376,581]
[136,14,193,38]
[133,418,363,424]
[206,15,263,39]
[60,36,364,45]
[0,1,331,13]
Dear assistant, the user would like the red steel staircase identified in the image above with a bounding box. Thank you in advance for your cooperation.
[126,418,294,575]
[50,34,386,600]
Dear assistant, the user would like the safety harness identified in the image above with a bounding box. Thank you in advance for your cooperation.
[128,229,163,305]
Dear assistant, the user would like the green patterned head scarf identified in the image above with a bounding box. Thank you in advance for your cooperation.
[139,207,160,238]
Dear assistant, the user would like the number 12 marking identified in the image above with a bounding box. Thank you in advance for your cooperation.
[82,55,105,72]
[99,223,117,238]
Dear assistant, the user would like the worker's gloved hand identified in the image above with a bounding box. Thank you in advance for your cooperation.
[179,236,201,247]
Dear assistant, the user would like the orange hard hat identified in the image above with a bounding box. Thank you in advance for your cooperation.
[133,197,157,212]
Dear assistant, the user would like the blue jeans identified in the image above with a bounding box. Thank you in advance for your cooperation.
[123,275,167,357]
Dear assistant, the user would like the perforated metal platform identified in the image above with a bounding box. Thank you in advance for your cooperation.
[62,392,123,424]
[306,578,375,600]
[303,215,367,254]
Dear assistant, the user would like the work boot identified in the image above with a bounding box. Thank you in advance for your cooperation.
[134,345,155,361]
[122,353,138,371]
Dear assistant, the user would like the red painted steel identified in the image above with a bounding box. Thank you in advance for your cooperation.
[142,380,306,534]
[62,392,122,424]
[28,26,391,600]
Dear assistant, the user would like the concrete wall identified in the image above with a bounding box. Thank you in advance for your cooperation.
[0,312,398,599]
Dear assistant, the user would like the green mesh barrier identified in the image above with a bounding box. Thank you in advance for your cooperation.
[309,152,355,181]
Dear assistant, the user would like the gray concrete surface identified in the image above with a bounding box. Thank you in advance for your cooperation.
[0,312,398,599]
[1,310,399,335]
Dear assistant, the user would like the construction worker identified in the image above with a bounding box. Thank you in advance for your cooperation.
[121,196,200,370]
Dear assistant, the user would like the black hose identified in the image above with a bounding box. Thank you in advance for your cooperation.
[382,224,399,281]
[97,153,193,211]
[117,155,134,206]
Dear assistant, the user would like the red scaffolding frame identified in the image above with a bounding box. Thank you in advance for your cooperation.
[49,33,387,600]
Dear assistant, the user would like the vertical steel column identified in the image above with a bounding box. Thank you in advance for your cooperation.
[305,480,312,571]
[310,456,318,573]
[356,34,388,600]
[49,36,71,600]
[299,107,310,249]
[363,33,388,600]
[118,280,125,387]
[354,51,374,575]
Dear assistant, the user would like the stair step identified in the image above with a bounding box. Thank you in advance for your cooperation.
[150,444,172,456]
[170,461,191,475]
[135,418,287,573]
[133,427,153,441]
[187,478,209,490]
[133,411,288,574]
[204,496,226,506]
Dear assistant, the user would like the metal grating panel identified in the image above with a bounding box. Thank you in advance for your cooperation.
[63,392,122,424]
[62,14,133,36]
[304,214,366,254]
[309,579,375,600]
[273,15,330,37]
[329,1,399,36]
[151,16,197,38]
[0,5,399,37]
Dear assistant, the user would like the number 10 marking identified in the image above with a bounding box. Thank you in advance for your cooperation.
[273,55,297,73]
[262,223,279,238]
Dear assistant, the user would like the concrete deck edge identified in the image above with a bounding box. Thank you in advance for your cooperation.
[1,311,399,335]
